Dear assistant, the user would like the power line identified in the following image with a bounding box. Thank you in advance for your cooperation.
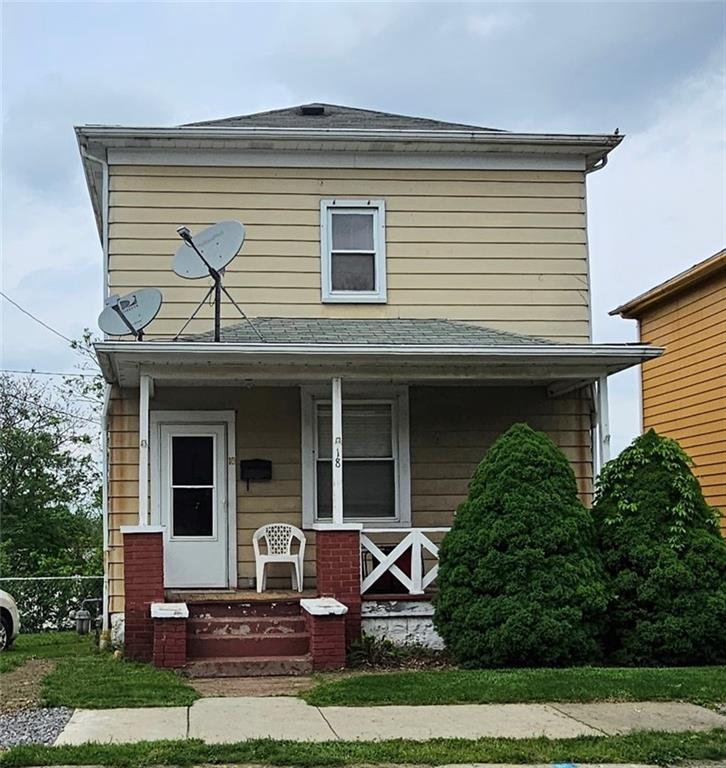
[3,390,101,425]
[0,292,100,366]
[0,292,76,345]
[1,369,97,378]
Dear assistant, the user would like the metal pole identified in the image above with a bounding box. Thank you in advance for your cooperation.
[214,275,221,343]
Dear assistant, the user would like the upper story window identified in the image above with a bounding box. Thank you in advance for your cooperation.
[320,199,387,303]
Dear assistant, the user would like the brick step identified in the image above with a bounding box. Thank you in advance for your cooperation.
[185,655,313,678]
[187,632,310,659]
[187,615,306,636]
[186,600,303,619]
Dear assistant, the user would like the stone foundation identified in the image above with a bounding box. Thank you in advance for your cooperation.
[361,599,444,649]
[110,612,125,647]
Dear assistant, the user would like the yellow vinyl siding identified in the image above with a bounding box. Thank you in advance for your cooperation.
[106,384,592,614]
[107,165,590,342]
[639,269,726,530]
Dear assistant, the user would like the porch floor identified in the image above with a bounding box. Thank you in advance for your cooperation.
[166,589,317,603]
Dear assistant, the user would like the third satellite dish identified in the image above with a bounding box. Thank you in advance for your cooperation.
[98,288,163,339]
[172,220,245,279]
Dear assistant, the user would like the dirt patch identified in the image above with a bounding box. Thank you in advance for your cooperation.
[0,659,55,715]
[190,675,316,697]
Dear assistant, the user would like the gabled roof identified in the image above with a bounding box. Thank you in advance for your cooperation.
[183,317,548,346]
[184,103,503,132]
[611,248,726,319]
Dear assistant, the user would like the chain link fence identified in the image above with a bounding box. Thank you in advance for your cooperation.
[0,576,103,632]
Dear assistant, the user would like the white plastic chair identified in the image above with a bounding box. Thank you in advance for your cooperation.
[252,524,306,593]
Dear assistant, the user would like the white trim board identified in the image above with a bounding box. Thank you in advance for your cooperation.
[106,148,586,171]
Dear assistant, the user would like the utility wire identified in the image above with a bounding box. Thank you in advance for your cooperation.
[1,369,97,378]
[0,292,99,365]
[4,390,101,425]
[0,292,76,344]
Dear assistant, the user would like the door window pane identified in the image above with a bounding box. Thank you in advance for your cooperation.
[331,213,374,250]
[172,436,213,485]
[331,253,375,292]
[317,460,395,519]
[173,488,213,536]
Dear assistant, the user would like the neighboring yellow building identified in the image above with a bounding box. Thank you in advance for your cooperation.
[612,248,726,532]
[77,103,661,669]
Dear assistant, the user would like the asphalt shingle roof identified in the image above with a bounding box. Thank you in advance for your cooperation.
[184,103,503,133]
[183,317,549,346]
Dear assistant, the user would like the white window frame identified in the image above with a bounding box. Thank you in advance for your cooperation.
[301,385,410,528]
[320,199,387,303]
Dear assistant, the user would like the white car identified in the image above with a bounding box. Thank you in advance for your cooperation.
[0,590,20,650]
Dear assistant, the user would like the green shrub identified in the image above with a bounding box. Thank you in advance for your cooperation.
[434,423,606,667]
[593,429,726,665]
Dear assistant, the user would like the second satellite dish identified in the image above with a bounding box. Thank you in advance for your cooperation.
[173,220,245,279]
[98,288,163,339]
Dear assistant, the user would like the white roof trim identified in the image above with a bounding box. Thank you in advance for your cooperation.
[95,340,661,358]
[77,124,621,148]
[94,340,663,386]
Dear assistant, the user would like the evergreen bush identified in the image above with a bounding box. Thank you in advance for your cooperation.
[434,423,606,667]
[593,429,726,665]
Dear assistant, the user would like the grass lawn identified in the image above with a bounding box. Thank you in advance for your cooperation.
[0,632,197,709]
[0,632,93,674]
[304,665,726,707]
[2,729,725,767]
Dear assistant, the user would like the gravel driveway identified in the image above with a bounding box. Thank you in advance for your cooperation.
[0,706,73,747]
[0,656,73,747]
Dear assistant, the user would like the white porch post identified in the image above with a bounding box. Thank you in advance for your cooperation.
[331,376,344,525]
[597,375,611,470]
[138,374,152,526]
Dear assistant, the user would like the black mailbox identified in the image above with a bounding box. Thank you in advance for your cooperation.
[240,459,272,490]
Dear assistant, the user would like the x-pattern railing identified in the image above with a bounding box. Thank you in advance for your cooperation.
[360,527,450,595]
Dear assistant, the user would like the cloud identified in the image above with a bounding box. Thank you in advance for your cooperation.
[588,51,726,454]
[465,10,527,40]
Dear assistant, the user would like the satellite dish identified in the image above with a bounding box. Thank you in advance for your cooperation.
[172,220,245,279]
[98,288,163,340]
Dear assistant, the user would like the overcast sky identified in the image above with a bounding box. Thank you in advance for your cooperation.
[1,1,724,455]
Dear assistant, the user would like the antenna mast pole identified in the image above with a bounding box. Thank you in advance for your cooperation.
[178,230,222,342]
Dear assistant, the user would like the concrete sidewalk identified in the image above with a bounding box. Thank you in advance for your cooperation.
[54,697,726,745]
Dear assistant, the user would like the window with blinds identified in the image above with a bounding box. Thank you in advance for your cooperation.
[315,402,396,519]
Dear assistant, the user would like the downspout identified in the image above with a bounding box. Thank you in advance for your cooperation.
[80,148,110,300]
[84,145,111,630]
[584,149,609,486]
[101,383,112,631]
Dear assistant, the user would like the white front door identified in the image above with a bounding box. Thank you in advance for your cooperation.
[158,422,229,588]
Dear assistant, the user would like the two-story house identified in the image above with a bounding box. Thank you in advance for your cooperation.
[78,103,661,674]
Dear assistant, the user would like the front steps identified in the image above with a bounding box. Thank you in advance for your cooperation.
[179,596,313,677]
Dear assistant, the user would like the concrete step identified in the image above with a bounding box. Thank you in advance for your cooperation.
[185,654,313,678]
[187,615,306,636]
[187,631,310,659]
[187,599,303,620]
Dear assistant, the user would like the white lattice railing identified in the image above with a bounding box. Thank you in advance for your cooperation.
[360,528,450,595]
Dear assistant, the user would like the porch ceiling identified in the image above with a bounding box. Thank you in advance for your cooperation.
[94,340,662,389]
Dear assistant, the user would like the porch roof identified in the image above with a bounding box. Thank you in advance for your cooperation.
[95,318,663,389]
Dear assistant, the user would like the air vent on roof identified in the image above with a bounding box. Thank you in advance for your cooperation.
[300,104,325,116]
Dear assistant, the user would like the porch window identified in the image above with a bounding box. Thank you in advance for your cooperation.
[320,199,387,303]
[301,386,410,527]
[316,403,395,519]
